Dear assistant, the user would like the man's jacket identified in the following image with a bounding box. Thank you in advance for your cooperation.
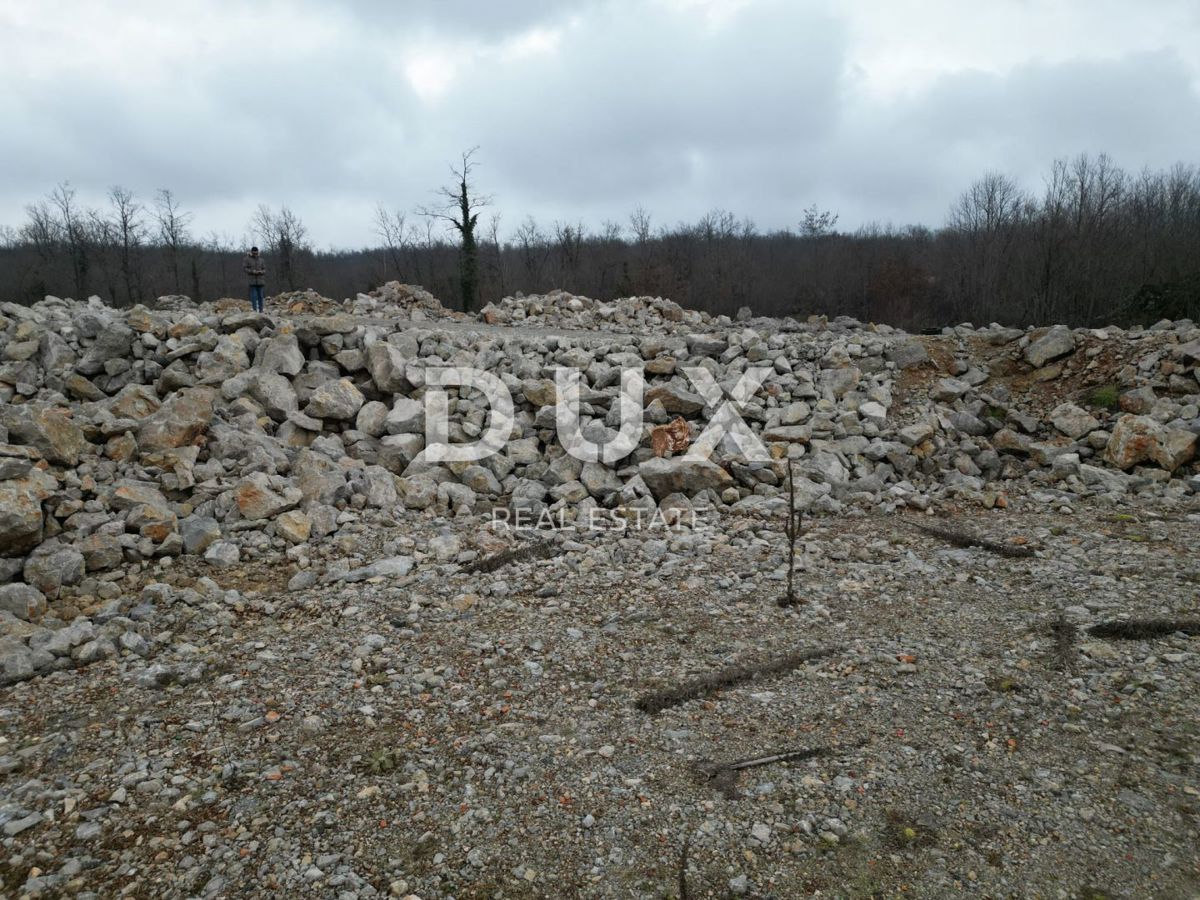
[243,254,266,287]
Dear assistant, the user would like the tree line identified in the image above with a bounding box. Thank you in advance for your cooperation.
[2,152,1198,329]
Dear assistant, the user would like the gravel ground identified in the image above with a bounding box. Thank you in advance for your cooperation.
[2,498,1198,899]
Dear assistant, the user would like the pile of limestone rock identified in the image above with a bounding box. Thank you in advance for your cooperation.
[479,289,726,333]
[349,281,457,321]
[1,290,1198,684]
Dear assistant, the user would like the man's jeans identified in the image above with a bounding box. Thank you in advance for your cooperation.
[249,285,265,313]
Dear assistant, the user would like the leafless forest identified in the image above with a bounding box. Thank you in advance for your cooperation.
[2,153,1198,329]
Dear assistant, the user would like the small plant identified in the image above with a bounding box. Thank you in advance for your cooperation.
[363,748,401,774]
[883,808,937,849]
[986,676,1020,693]
[1088,385,1120,409]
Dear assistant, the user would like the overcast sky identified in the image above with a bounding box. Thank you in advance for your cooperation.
[3,0,1199,249]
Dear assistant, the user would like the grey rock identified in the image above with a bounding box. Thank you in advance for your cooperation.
[204,541,240,569]
[305,378,365,420]
[1050,402,1100,439]
[0,584,47,621]
[638,457,733,500]
[340,556,414,582]
[22,544,85,599]
[364,341,410,393]
[1024,325,1075,368]
[180,516,222,555]
[886,339,930,369]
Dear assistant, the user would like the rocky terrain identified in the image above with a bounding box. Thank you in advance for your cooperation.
[0,284,1198,898]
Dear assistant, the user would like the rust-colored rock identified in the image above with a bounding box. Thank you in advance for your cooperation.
[650,417,691,457]
[0,468,58,557]
[1105,414,1197,472]
[1,405,87,466]
[137,387,216,452]
[108,384,161,419]
[128,503,178,543]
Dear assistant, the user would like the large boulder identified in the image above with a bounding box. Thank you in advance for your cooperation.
[0,584,47,621]
[76,323,134,376]
[305,378,364,420]
[293,449,348,505]
[364,342,410,393]
[1024,326,1075,368]
[1105,415,1197,472]
[23,543,85,599]
[1,405,87,466]
[248,372,299,422]
[0,468,57,557]
[138,387,217,452]
[521,379,558,408]
[253,332,305,376]
[638,457,732,500]
[385,398,425,435]
[1049,402,1099,439]
[643,385,705,416]
[885,339,929,370]
[180,515,221,555]
[275,510,312,544]
[105,479,170,511]
[930,378,970,403]
[108,384,161,419]
[233,472,302,520]
[77,532,124,571]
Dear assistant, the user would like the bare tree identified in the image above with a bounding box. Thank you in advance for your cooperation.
[800,203,839,238]
[107,186,146,305]
[50,182,91,298]
[373,203,409,281]
[154,188,192,294]
[484,212,506,298]
[203,231,238,298]
[251,204,309,291]
[514,216,548,285]
[20,200,59,260]
[419,147,491,311]
[629,206,653,244]
[554,220,586,276]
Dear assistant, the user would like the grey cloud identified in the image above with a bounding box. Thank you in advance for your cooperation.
[313,0,590,37]
[1,1,1198,247]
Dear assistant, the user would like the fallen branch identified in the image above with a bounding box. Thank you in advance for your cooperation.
[678,835,690,900]
[1087,619,1200,640]
[905,520,1036,558]
[462,540,558,575]
[635,646,839,715]
[695,742,865,799]
[1050,612,1076,673]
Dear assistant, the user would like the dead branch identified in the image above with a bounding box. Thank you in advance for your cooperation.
[1051,612,1077,673]
[462,540,558,575]
[905,520,1036,558]
[678,835,690,900]
[778,462,804,607]
[635,646,839,714]
[1087,619,1200,640]
[694,741,865,799]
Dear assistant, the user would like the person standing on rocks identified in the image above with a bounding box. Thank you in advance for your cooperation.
[243,246,267,313]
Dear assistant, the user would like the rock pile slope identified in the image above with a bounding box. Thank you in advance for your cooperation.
[1,290,1198,681]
